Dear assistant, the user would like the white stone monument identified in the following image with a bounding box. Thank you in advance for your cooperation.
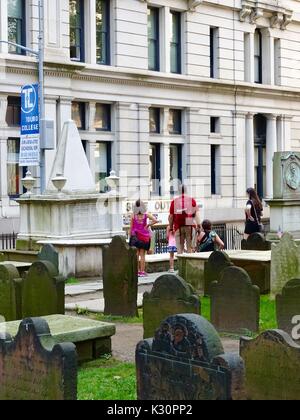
[17,120,124,278]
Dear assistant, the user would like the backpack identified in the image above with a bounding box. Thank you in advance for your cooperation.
[198,231,216,252]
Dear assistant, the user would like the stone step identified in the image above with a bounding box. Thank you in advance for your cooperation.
[1,250,39,264]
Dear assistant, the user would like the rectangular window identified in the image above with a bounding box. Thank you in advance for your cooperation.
[96,0,110,65]
[8,0,26,55]
[149,144,161,195]
[148,7,160,71]
[6,97,21,127]
[95,142,111,192]
[170,11,181,74]
[254,29,262,84]
[170,144,182,195]
[70,0,85,62]
[94,104,111,131]
[210,117,220,134]
[210,27,219,79]
[168,109,182,135]
[149,108,161,134]
[7,138,26,198]
[211,145,220,195]
[72,102,86,130]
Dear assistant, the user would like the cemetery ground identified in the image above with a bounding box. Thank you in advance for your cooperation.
[75,294,277,401]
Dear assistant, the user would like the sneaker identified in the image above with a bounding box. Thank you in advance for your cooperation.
[168,269,175,274]
[140,272,149,278]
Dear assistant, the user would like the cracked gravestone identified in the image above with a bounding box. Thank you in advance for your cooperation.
[143,274,200,339]
[136,314,245,400]
[0,317,77,400]
[211,266,260,333]
[103,236,138,317]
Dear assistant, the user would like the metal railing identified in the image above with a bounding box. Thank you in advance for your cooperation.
[0,233,17,251]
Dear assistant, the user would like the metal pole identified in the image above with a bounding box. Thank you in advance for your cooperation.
[38,0,45,193]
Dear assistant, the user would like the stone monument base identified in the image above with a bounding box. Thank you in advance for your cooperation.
[265,199,300,241]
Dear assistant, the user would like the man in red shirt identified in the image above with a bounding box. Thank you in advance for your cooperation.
[169,185,201,254]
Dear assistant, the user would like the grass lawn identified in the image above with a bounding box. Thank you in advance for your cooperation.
[78,357,136,401]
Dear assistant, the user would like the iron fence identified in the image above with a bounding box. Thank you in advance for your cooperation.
[0,232,17,251]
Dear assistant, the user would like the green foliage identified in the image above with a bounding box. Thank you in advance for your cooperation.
[66,277,80,285]
[93,309,143,324]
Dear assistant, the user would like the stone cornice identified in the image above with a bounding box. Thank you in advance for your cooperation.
[240,0,293,29]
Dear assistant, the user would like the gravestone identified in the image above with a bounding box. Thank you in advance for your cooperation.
[240,330,300,400]
[38,244,59,273]
[271,233,300,296]
[0,253,5,262]
[0,264,22,322]
[143,274,200,339]
[103,236,138,317]
[276,279,300,343]
[136,314,245,400]
[241,233,271,251]
[0,318,77,400]
[204,251,234,295]
[22,261,65,318]
[211,266,260,333]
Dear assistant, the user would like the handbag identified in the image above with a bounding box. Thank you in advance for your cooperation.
[251,201,264,233]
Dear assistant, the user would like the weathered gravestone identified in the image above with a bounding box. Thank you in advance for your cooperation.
[22,261,65,318]
[0,318,77,400]
[204,251,234,295]
[276,279,300,343]
[240,330,300,400]
[271,232,300,296]
[241,233,271,251]
[143,274,200,339]
[103,236,138,317]
[211,266,260,333]
[136,314,245,400]
[0,264,23,322]
[38,244,59,272]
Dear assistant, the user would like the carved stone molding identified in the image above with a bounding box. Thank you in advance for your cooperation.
[187,0,203,12]
[240,1,293,30]
[250,8,264,24]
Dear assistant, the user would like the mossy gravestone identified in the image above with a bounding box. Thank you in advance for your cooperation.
[204,251,234,295]
[271,233,300,296]
[136,314,245,400]
[22,261,65,318]
[143,274,200,339]
[0,318,77,400]
[240,330,300,400]
[0,264,22,322]
[38,244,59,272]
[211,266,260,333]
[276,279,300,343]
[241,233,271,251]
[103,236,138,317]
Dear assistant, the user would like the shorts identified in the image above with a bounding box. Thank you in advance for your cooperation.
[175,226,194,252]
[129,236,151,251]
[168,246,177,253]
[245,220,260,235]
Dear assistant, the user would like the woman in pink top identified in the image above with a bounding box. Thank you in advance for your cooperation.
[130,200,158,277]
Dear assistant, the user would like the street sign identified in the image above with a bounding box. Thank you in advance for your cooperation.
[19,84,40,167]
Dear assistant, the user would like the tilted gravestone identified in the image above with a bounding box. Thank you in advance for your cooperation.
[240,330,300,400]
[22,261,65,318]
[276,279,300,343]
[38,244,59,273]
[103,236,138,317]
[0,318,77,400]
[136,314,245,400]
[271,233,300,296]
[0,264,23,322]
[211,266,260,333]
[143,274,200,339]
[204,251,234,295]
[241,233,271,251]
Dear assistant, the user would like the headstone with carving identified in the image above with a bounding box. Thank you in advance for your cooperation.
[276,279,300,343]
[204,251,234,295]
[241,233,271,251]
[211,266,260,333]
[136,314,245,400]
[0,318,77,400]
[271,233,300,296]
[143,274,200,339]
[38,244,59,273]
[103,236,138,317]
[240,330,300,400]
[0,264,23,322]
[22,261,65,318]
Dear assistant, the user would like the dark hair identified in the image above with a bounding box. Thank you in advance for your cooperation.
[202,219,212,232]
[247,188,263,212]
[180,185,187,195]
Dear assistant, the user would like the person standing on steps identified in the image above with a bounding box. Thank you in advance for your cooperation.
[244,187,264,240]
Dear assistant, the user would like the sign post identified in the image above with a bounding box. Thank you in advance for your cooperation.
[19,84,40,168]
